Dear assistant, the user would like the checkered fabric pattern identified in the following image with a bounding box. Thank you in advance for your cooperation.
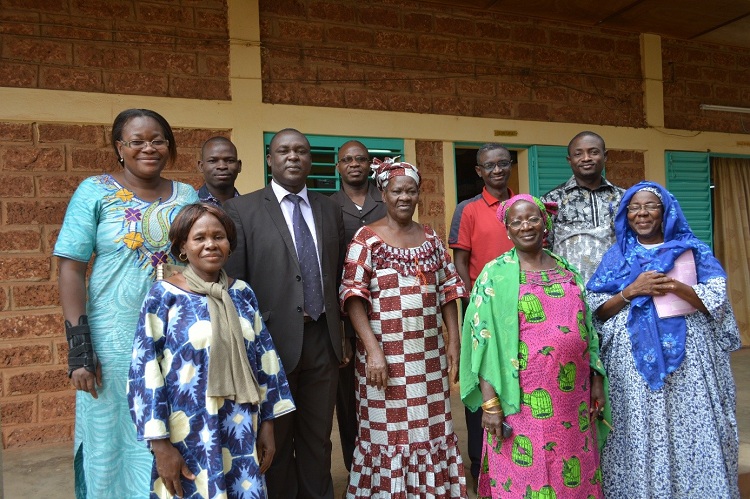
[340,225,468,498]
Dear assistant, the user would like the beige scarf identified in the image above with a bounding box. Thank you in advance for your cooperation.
[183,265,261,404]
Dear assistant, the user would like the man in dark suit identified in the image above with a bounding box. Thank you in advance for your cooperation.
[224,128,345,499]
[329,140,386,473]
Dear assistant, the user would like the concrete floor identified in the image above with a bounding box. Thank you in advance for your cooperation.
[4,349,750,498]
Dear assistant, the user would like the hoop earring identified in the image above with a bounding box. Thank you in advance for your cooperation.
[178,252,187,262]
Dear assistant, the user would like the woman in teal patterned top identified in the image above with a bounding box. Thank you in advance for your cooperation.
[54,109,198,498]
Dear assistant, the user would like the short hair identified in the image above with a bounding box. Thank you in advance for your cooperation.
[567,131,606,156]
[337,140,369,157]
[169,203,237,260]
[201,136,236,159]
[269,128,309,150]
[112,109,177,165]
[476,143,510,164]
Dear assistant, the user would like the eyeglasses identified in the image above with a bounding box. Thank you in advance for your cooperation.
[626,203,662,213]
[508,216,543,230]
[479,160,514,172]
[120,139,170,150]
[338,155,370,165]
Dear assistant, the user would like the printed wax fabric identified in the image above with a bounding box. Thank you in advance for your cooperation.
[53,174,198,498]
[339,225,467,498]
[128,280,295,498]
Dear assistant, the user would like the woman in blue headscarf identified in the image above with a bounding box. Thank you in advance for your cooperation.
[587,181,740,499]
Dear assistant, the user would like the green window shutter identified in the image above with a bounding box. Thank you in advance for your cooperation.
[263,133,404,194]
[665,151,712,249]
[529,145,570,197]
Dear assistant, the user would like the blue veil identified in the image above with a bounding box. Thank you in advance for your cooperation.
[587,181,726,390]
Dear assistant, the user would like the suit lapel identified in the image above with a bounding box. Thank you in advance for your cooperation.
[263,185,298,263]
[360,183,384,218]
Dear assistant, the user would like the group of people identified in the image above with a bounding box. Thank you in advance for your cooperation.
[54,108,740,499]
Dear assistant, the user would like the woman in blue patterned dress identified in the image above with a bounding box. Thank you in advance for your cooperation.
[54,109,198,498]
[587,181,740,498]
[128,203,295,499]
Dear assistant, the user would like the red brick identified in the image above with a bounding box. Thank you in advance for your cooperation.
[412,78,455,95]
[3,421,74,448]
[138,3,194,26]
[364,70,411,92]
[434,16,475,37]
[38,124,105,145]
[44,227,60,253]
[54,340,68,365]
[534,46,572,67]
[685,81,712,99]
[195,7,228,31]
[496,43,534,63]
[1,397,36,425]
[326,26,374,46]
[309,1,356,22]
[2,37,72,65]
[711,51,736,69]
[457,79,495,97]
[172,128,231,148]
[497,81,531,100]
[581,34,616,53]
[344,88,388,111]
[417,35,456,55]
[0,175,35,198]
[374,31,417,52]
[606,149,635,162]
[70,148,119,172]
[300,85,346,107]
[456,40,496,60]
[71,0,132,17]
[39,391,76,420]
[6,200,68,225]
[402,12,433,32]
[7,366,69,395]
[263,82,299,104]
[714,85,742,101]
[316,66,364,86]
[170,76,230,100]
[4,0,65,10]
[12,284,60,309]
[35,175,87,198]
[473,99,512,118]
[0,287,7,311]
[113,20,176,46]
[0,61,38,87]
[356,6,395,28]
[104,71,168,97]
[702,67,730,84]
[39,66,103,92]
[143,50,197,74]
[0,313,62,340]
[517,102,550,121]
[198,54,229,77]
[0,122,32,142]
[549,31,579,49]
[348,50,392,67]
[0,343,53,368]
[533,86,568,102]
[275,20,324,43]
[74,44,139,69]
[391,54,442,73]
[1,147,64,172]
[0,12,39,36]
[510,25,547,45]
[0,257,51,281]
[163,153,197,174]
[388,94,431,114]
[0,228,41,252]
[41,14,113,41]
[258,0,306,17]
[432,96,473,116]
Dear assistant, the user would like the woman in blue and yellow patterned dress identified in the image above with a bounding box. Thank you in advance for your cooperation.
[54,109,198,498]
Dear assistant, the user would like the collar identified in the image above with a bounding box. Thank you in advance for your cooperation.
[563,175,617,192]
[198,184,239,206]
[271,179,310,205]
[481,186,515,206]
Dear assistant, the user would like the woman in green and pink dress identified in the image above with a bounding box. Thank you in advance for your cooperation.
[459,194,611,499]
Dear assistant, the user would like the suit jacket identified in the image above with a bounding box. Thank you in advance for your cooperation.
[329,181,386,243]
[223,183,345,372]
[330,182,387,338]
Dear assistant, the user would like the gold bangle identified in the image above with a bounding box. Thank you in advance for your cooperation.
[483,408,503,415]
[481,396,500,411]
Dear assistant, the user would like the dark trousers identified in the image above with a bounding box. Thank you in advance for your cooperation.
[335,335,358,471]
[266,318,339,499]
[465,405,484,479]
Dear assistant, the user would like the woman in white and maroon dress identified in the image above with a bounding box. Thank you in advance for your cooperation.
[340,158,467,498]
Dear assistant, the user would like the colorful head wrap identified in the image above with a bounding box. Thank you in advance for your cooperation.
[371,157,421,191]
[497,193,557,233]
[588,181,727,390]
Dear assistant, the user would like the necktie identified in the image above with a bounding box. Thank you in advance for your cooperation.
[288,194,325,320]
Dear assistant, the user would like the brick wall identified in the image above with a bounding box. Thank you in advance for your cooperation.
[414,140,446,241]
[663,38,750,133]
[605,149,645,190]
[260,0,645,127]
[0,0,230,100]
[0,121,225,448]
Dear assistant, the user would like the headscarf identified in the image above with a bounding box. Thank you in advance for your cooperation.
[497,193,557,233]
[182,265,261,404]
[371,156,421,191]
[587,181,726,390]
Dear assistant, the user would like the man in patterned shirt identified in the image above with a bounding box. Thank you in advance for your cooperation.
[541,131,624,283]
[197,136,242,206]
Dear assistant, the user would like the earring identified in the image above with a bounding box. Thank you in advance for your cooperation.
[118,157,124,165]
[179,252,187,262]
